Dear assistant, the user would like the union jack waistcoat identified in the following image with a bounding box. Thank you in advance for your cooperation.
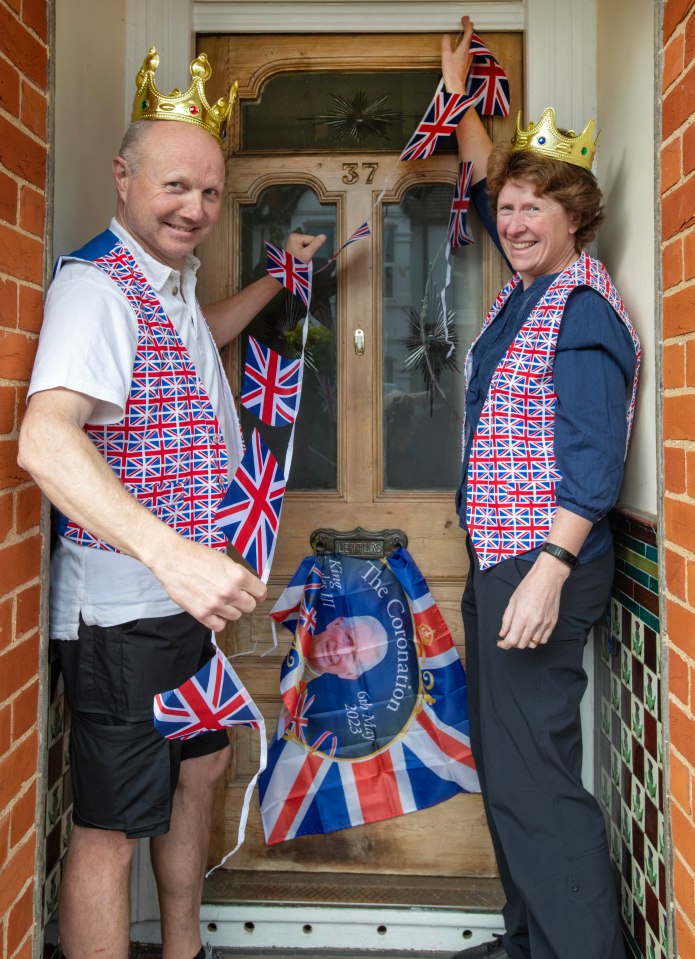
[465,251,641,571]
[55,229,229,552]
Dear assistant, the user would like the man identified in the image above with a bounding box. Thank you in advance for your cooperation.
[18,50,325,959]
[307,615,388,679]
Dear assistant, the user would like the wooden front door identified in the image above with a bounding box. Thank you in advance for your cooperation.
[197,31,521,895]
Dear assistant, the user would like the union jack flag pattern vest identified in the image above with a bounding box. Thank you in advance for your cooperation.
[55,229,229,551]
[465,251,641,571]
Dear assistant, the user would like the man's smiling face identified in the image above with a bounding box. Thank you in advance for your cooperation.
[113,121,225,270]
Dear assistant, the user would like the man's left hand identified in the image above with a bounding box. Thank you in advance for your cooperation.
[286,231,327,263]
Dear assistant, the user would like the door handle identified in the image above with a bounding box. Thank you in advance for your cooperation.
[354,329,365,356]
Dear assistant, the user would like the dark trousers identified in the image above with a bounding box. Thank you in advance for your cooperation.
[462,542,625,959]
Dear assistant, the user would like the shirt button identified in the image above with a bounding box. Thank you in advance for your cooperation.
[172,286,179,296]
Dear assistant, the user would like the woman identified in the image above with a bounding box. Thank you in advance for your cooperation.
[442,18,640,959]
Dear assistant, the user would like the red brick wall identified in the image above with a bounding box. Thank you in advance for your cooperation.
[0,0,48,957]
[662,1,695,956]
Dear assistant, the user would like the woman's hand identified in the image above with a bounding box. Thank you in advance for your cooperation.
[497,552,571,650]
[442,15,475,94]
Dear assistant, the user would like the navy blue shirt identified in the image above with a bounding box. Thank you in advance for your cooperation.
[457,181,638,563]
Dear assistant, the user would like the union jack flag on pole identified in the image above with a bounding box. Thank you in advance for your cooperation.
[448,161,475,249]
[213,429,286,581]
[260,547,479,844]
[241,337,303,427]
[399,85,474,162]
[266,242,313,309]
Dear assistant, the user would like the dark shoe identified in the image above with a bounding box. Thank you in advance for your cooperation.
[451,936,508,958]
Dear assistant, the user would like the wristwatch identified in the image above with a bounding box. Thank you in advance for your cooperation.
[541,542,579,570]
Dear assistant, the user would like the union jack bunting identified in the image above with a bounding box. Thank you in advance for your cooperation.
[465,33,510,117]
[241,337,303,427]
[213,429,286,580]
[399,87,474,162]
[266,242,313,309]
[260,547,479,844]
[448,161,475,248]
[153,646,262,740]
[317,222,372,273]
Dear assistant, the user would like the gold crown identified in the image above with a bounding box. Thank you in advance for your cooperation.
[131,47,238,145]
[511,106,599,171]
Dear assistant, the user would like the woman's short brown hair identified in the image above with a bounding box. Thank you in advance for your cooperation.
[485,145,605,252]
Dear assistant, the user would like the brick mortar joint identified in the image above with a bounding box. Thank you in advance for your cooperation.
[664,539,695,558]
[0,106,48,152]
[1,6,49,52]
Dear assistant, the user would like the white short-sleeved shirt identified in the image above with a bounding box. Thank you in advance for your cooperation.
[29,218,244,639]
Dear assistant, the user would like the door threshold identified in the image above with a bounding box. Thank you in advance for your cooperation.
[132,903,503,955]
[131,871,504,955]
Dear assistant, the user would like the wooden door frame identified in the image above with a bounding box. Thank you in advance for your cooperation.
[124,0,598,134]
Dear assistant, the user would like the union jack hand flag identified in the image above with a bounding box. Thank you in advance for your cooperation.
[399,87,474,162]
[213,429,286,580]
[241,337,303,427]
[466,33,510,117]
[266,242,313,309]
[448,161,475,248]
[153,647,262,740]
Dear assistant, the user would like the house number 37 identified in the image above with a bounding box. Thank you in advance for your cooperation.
[342,162,379,184]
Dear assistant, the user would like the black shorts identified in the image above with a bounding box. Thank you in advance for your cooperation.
[56,611,229,839]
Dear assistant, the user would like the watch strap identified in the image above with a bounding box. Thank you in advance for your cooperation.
[541,542,579,570]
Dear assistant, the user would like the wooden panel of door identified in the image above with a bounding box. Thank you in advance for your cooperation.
[197,31,521,882]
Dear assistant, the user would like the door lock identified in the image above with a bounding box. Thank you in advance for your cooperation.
[354,329,365,356]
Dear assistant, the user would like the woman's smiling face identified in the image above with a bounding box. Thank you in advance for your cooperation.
[496,178,580,288]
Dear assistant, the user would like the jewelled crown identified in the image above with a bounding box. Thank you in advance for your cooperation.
[511,106,599,172]
[131,48,238,145]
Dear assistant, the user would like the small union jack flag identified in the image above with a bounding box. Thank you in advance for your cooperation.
[342,221,371,246]
[448,161,475,248]
[153,647,262,740]
[266,242,313,309]
[213,429,287,580]
[241,337,302,427]
[399,87,473,162]
[317,222,372,273]
[466,33,510,117]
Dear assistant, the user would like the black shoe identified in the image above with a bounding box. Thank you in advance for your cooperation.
[451,936,508,958]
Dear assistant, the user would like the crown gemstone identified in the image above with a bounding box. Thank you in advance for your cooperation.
[581,147,588,154]
[189,104,199,115]
[537,136,546,144]
[141,100,149,110]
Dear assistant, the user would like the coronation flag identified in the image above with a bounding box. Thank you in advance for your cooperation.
[448,161,475,249]
[213,429,286,581]
[241,337,303,427]
[260,547,479,844]
[266,242,312,309]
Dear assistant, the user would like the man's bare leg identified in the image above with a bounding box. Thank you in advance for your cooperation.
[58,824,136,959]
[151,745,231,959]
